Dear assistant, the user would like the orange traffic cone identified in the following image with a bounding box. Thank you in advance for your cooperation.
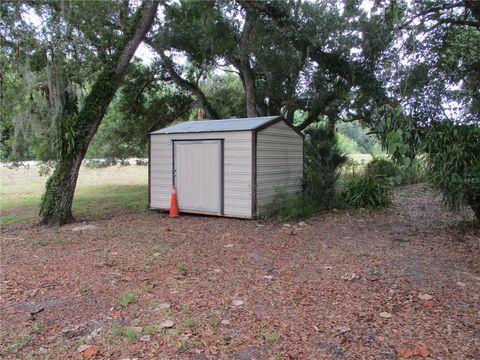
[169,185,179,218]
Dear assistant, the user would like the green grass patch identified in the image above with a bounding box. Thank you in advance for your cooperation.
[143,326,159,335]
[182,318,195,329]
[0,166,148,227]
[208,315,221,328]
[116,292,137,308]
[0,214,35,226]
[0,334,30,356]
[261,330,280,343]
[111,325,139,341]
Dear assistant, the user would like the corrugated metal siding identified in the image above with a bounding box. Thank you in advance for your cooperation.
[256,120,304,210]
[150,132,252,218]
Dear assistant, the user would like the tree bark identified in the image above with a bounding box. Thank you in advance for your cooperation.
[236,61,257,117]
[40,0,159,226]
[236,8,257,117]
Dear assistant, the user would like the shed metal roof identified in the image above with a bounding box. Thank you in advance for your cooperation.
[151,116,282,134]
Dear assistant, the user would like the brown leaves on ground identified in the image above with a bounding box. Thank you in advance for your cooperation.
[395,344,430,359]
[1,184,479,358]
[395,347,414,359]
[414,344,430,357]
[79,345,102,358]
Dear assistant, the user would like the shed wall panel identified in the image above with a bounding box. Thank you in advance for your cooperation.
[150,131,252,218]
[256,121,304,210]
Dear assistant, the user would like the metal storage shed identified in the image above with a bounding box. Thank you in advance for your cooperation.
[148,116,304,219]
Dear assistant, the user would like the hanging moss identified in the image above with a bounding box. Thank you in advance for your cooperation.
[39,3,149,225]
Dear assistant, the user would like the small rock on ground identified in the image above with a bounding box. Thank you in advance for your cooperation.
[160,320,175,329]
[76,344,92,353]
[72,224,98,232]
[379,311,392,319]
[341,272,358,281]
[418,293,433,301]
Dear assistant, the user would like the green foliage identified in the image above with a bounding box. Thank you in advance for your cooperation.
[340,175,392,208]
[397,160,426,185]
[375,103,420,166]
[366,157,401,183]
[336,132,360,154]
[423,123,480,220]
[385,2,480,126]
[201,73,246,118]
[336,121,381,154]
[304,124,348,206]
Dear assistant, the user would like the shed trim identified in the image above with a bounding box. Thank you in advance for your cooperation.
[171,138,225,215]
[149,116,282,135]
[251,131,257,218]
[148,135,151,208]
[254,117,305,139]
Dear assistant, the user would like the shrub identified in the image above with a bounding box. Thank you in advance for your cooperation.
[398,160,426,185]
[303,124,348,206]
[340,175,392,208]
[365,156,427,186]
[366,157,400,180]
[423,123,480,220]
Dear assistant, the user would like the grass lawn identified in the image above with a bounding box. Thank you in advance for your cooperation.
[0,165,148,226]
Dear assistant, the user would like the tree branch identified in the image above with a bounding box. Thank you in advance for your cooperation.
[144,38,221,119]
[240,0,388,106]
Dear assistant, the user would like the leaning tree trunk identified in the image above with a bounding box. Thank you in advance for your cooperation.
[40,152,86,225]
[40,0,159,226]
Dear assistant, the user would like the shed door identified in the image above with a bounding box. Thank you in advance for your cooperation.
[173,140,222,214]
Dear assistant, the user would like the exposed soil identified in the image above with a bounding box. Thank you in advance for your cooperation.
[1,184,479,359]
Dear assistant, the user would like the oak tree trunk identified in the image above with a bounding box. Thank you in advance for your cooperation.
[40,0,159,226]
[237,8,257,117]
[238,62,257,117]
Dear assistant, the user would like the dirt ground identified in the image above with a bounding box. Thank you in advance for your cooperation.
[1,184,479,359]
